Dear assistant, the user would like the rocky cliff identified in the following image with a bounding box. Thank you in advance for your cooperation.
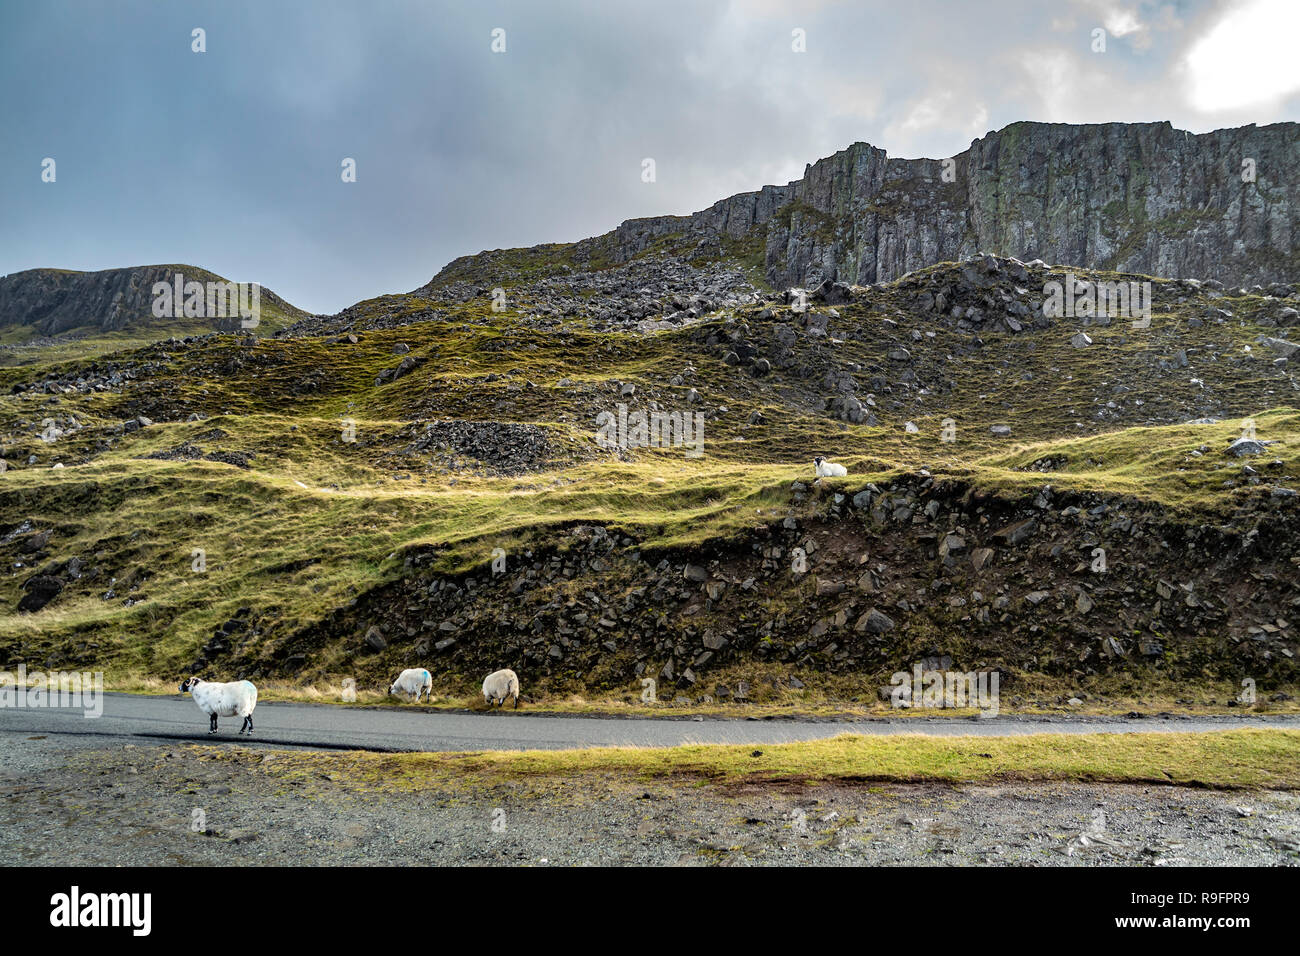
[575,120,1300,289]
[9,122,1299,335]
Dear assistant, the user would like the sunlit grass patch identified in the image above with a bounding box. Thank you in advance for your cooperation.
[182,729,1300,794]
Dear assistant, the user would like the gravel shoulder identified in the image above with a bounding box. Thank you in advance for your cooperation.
[3,734,1298,867]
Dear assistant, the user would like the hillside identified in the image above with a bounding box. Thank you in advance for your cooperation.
[0,241,1297,709]
[1,120,1298,711]
[0,265,309,368]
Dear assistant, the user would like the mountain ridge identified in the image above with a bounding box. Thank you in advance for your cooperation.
[4,120,1297,339]
[428,119,1300,293]
[0,264,308,338]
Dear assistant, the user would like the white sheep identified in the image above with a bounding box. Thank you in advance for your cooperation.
[481,668,520,709]
[813,455,847,477]
[178,676,258,734]
[388,668,433,703]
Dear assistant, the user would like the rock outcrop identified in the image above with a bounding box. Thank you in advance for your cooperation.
[278,477,1300,693]
[543,120,1300,290]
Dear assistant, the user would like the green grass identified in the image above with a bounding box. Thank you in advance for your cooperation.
[190,728,1300,792]
[1,260,1297,699]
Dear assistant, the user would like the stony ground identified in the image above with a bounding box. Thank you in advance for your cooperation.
[4,734,1297,867]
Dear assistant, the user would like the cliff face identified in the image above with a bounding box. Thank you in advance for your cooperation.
[0,265,304,335]
[600,120,1300,288]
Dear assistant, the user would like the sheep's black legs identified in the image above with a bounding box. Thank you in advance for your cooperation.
[513,695,519,709]
[240,715,253,735]
[209,713,218,734]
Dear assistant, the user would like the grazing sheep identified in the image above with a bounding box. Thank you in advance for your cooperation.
[178,676,258,735]
[481,669,520,709]
[813,455,847,478]
[388,668,433,703]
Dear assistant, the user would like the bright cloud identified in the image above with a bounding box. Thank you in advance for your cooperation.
[1185,0,1300,111]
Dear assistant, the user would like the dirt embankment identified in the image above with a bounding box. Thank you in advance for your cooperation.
[228,476,1300,697]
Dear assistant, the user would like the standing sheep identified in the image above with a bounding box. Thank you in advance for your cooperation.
[178,676,258,735]
[813,455,847,477]
[481,669,520,709]
[388,668,433,703]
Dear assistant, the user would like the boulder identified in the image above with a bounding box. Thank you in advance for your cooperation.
[362,626,387,653]
[18,575,63,613]
[855,608,896,634]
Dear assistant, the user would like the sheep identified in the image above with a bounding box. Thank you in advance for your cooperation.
[481,668,520,709]
[813,455,847,478]
[178,676,258,735]
[388,668,433,703]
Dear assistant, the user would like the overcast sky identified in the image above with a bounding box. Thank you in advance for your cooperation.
[2,0,1298,314]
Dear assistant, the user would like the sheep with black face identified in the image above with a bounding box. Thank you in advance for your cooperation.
[813,456,847,477]
[179,677,258,735]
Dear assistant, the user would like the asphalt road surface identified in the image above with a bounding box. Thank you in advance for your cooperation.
[1,692,1297,753]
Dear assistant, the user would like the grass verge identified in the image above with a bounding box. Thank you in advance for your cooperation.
[194,728,1300,792]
